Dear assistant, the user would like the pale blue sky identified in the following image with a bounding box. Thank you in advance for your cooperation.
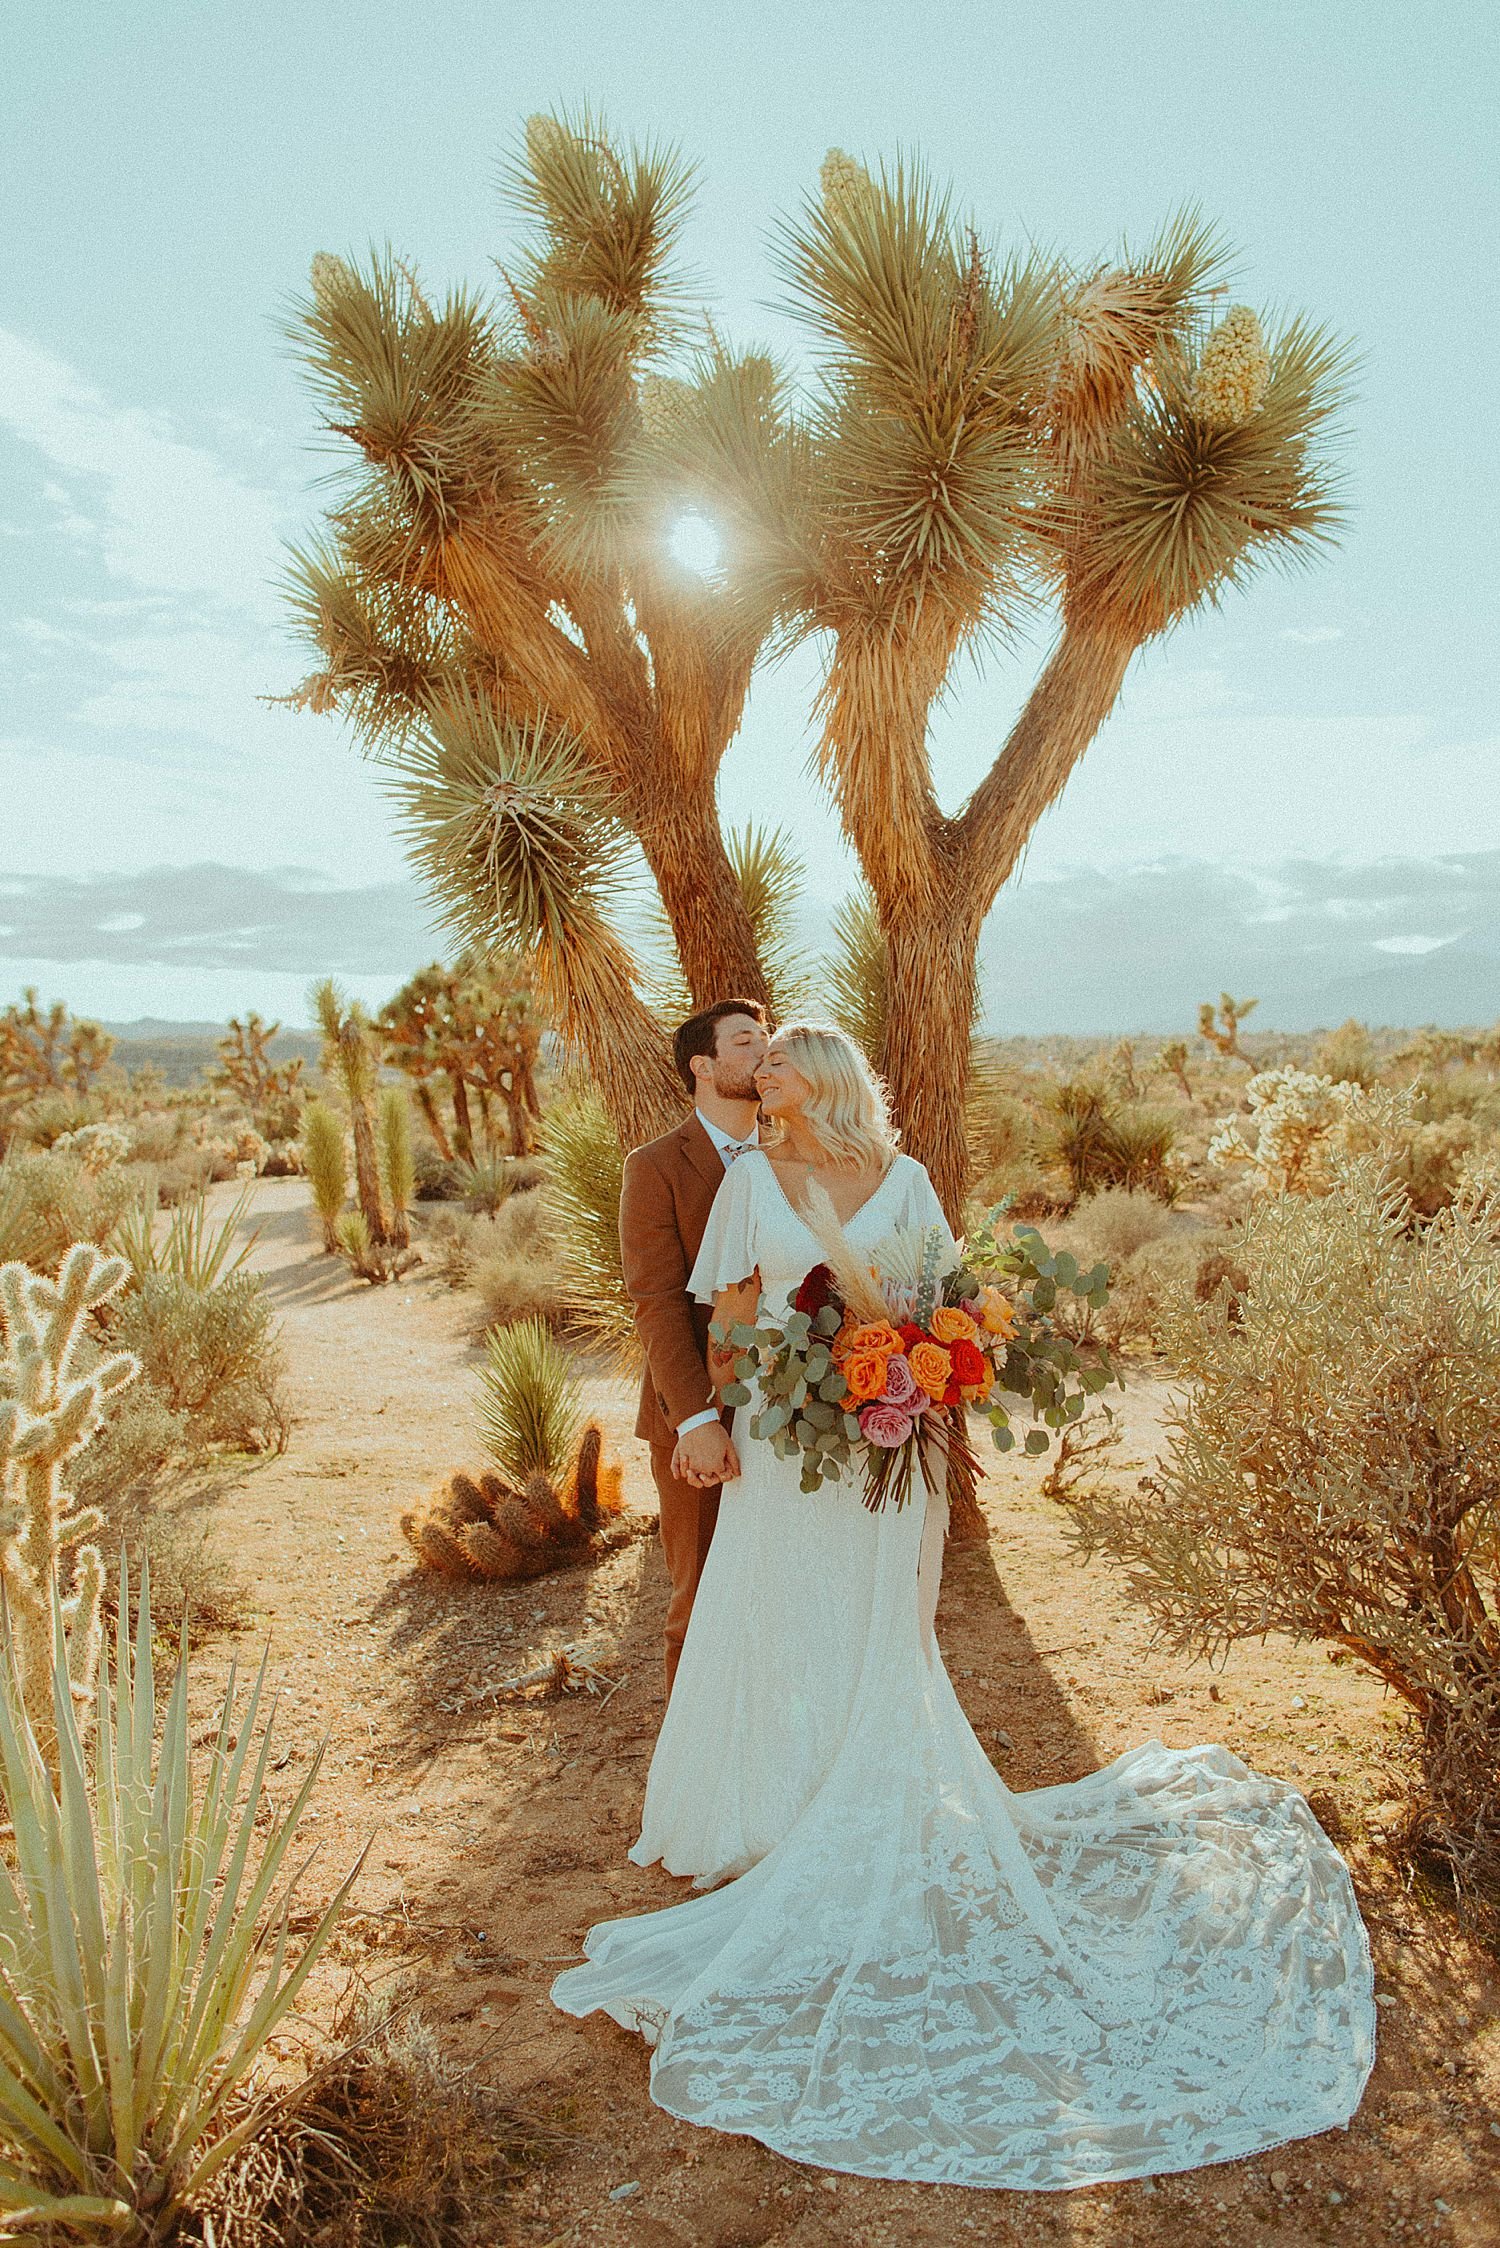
[2,0,1497,1027]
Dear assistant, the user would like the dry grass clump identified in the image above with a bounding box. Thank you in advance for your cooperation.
[0,1145,138,1269]
[1056,1119,1500,1902]
[185,1987,570,2248]
[402,1426,624,1581]
[424,1191,566,1330]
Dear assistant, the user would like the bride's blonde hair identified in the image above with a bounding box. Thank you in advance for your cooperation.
[766,1021,898,1171]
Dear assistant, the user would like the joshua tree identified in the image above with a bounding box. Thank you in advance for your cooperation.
[1156,1038,1194,1102]
[288,117,1348,1209]
[1199,991,1259,1062]
[211,1010,305,1138]
[0,991,115,1146]
[311,979,389,1244]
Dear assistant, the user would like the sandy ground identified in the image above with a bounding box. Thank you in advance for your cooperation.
[179,1178,1500,2248]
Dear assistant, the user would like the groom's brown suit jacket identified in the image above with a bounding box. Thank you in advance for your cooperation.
[620,1114,729,1446]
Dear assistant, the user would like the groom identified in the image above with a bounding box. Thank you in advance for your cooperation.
[619,998,770,1695]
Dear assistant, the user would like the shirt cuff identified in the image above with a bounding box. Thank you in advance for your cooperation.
[675,1407,721,1437]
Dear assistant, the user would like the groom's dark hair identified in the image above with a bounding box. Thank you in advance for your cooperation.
[672,998,769,1094]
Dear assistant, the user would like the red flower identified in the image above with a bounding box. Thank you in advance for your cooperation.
[898,1322,927,1351]
[948,1339,987,1388]
[794,1263,837,1316]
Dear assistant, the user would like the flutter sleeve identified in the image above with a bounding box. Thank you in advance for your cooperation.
[687,1153,760,1303]
[903,1156,961,1267]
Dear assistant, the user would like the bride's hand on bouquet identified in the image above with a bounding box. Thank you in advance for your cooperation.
[673,1422,740,1490]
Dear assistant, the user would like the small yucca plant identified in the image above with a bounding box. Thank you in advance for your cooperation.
[300,1098,348,1251]
[112,1184,258,1291]
[378,1085,415,1249]
[479,1316,581,1484]
[0,1567,361,2239]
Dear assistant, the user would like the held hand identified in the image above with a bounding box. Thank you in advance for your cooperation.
[672,1421,740,1491]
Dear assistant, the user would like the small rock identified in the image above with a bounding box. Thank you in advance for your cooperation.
[1375,1992,1397,2009]
[1271,2170,1289,2192]
[609,2181,640,2201]
[819,2175,839,2190]
[1291,1694,1306,1710]
[993,1728,1016,1751]
[1208,1683,1222,1702]
[1435,2199,1451,2215]
[1329,2188,1344,2203]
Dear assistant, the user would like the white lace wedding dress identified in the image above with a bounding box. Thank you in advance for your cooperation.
[552,1151,1375,2190]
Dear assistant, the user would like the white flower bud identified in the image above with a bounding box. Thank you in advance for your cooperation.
[820,148,875,223]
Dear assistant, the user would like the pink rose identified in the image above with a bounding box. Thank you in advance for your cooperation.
[879,1354,920,1409]
[858,1400,915,1449]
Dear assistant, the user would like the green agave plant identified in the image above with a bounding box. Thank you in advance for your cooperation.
[0,1568,361,2242]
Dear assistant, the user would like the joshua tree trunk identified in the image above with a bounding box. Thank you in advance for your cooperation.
[878,910,983,1221]
[635,792,770,1010]
[414,1080,453,1160]
[449,1071,475,1163]
[346,1061,389,1244]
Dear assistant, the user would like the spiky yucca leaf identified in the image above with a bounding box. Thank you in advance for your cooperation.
[509,107,696,339]
[0,1569,360,2234]
[301,1098,347,1248]
[392,694,629,959]
[542,1095,637,1361]
[1043,209,1230,477]
[1073,312,1354,631]
[824,887,890,1061]
[479,1316,582,1484]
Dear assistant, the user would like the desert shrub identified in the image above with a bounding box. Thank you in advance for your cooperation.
[403,1426,624,1581]
[469,1190,567,1332]
[1044,1079,1178,1201]
[1410,1065,1500,1132]
[1065,1187,1177,1267]
[379,1084,416,1246]
[0,1572,356,2239]
[187,1984,569,2247]
[0,1145,137,1271]
[122,1106,193,1164]
[1099,1228,1245,1351]
[112,1271,289,1452]
[1314,1015,1377,1086]
[1056,1133,1500,1897]
[412,1141,467,1200]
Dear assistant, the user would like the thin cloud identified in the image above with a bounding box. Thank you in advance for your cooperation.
[0,329,283,619]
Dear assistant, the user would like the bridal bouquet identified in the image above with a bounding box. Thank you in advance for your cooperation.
[714,1199,1119,1509]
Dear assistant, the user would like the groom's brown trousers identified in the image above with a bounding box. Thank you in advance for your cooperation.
[619,1114,739,1697]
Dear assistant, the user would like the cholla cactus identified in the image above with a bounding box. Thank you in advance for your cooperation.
[820,147,876,222]
[51,1122,131,1173]
[0,1243,137,1759]
[1208,1066,1359,1195]
[1190,305,1272,428]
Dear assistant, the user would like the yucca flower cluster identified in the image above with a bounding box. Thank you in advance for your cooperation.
[1189,304,1272,428]
[714,1205,1118,1508]
[638,372,691,441]
[820,146,876,222]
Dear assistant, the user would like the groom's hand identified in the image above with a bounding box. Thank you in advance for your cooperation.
[672,1422,740,1490]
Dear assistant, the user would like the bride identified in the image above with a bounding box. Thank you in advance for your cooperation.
[553,1023,1374,2191]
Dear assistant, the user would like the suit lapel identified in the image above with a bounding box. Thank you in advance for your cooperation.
[680,1113,728,1200]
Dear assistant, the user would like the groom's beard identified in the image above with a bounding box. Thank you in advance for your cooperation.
[713,1066,762,1106]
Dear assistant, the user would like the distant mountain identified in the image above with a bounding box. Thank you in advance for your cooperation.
[99,1018,321,1086]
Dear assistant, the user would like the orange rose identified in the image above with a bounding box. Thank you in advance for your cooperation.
[842,1347,891,1402]
[978,1286,1018,1339]
[847,1321,904,1357]
[830,1314,863,1362]
[930,1306,979,1345]
[907,1340,953,1399]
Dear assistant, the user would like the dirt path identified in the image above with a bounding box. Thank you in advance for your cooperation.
[183,1179,1500,2248]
